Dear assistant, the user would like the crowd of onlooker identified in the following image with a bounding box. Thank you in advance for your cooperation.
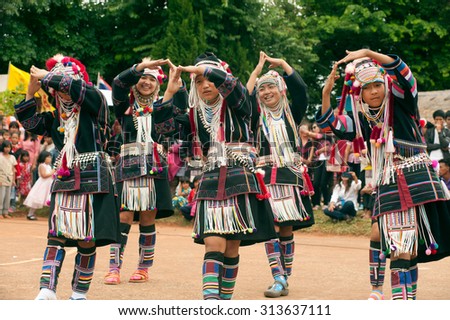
[0,115,58,220]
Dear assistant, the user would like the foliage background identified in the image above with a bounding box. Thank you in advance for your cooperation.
[1,0,449,119]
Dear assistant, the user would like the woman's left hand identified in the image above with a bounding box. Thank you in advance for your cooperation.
[30,65,49,80]
[165,60,183,95]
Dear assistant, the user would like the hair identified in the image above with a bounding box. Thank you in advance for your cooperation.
[433,109,445,119]
[19,150,30,162]
[179,176,190,184]
[0,140,12,152]
[446,110,450,119]
[439,158,450,167]
[191,175,202,188]
[10,131,20,138]
[24,131,38,141]
[8,121,20,129]
[37,150,52,165]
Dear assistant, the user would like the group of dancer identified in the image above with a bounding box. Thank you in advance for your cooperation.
[13,47,450,301]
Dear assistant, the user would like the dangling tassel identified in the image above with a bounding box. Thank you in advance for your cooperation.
[358,136,367,155]
[217,102,227,167]
[385,130,395,153]
[152,142,163,174]
[56,154,70,178]
[370,126,380,144]
[301,168,314,196]
[255,169,270,200]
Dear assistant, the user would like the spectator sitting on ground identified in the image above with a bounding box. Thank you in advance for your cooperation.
[323,171,361,222]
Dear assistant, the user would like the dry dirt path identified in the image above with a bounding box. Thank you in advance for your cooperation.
[1,216,450,300]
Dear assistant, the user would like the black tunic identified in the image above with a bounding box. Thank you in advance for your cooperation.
[252,70,314,229]
[14,74,120,247]
[112,65,188,218]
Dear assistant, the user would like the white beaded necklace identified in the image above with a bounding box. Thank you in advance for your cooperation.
[260,97,297,168]
[57,95,80,168]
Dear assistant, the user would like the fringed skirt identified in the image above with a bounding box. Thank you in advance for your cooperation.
[116,175,173,219]
[47,179,121,247]
[192,193,277,246]
[377,200,450,263]
[267,184,314,230]
[259,165,314,230]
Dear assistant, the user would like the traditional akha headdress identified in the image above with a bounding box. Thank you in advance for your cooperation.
[45,54,92,175]
[45,54,91,85]
[255,70,287,95]
[337,58,396,186]
[143,67,167,85]
[193,51,231,73]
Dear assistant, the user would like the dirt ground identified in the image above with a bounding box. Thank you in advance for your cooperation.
[1,215,450,300]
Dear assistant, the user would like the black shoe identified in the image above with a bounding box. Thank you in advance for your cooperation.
[27,215,37,220]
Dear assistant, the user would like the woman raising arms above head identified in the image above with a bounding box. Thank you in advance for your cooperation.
[318,48,450,300]
[154,52,277,300]
[104,57,188,285]
[15,54,120,300]
[247,51,314,298]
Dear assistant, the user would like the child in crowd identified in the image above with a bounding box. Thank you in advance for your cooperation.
[17,150,33,203]
[10,132,23,154]
[2,130,11,142]
[180,175,201,221]
[0,141,17,218]
[172,176,191,209]
[23,151,55,220]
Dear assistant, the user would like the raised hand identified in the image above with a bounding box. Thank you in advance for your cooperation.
[30,65,49,80]
[137,58,168,72]
[165,60,183,96]
[178,65,205,76]
[323,63,340,95]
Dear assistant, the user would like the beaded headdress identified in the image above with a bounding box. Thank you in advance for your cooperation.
[256,70,287,94]
[45,54,90,85]
[143,67,167,85]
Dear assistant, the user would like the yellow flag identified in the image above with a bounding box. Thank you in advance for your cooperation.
[7,62,30,94]
[37,88,54,112]
[7,62,54,111]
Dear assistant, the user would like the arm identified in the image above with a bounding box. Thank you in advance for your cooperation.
[336,49,395,66]
[328,185,340,212]
[246,51,266,95]
[39,164,55,179]
[321,63,340,117]
[284,70,308,124]
[31,65,106,117]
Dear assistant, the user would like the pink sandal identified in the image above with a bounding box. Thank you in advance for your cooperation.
[129,269,148,283]
[104,270,120,285]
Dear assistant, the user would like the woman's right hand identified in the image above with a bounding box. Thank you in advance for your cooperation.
[323,63,339,95]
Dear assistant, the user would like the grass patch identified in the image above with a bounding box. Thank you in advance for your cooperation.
[302,210,372,237]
